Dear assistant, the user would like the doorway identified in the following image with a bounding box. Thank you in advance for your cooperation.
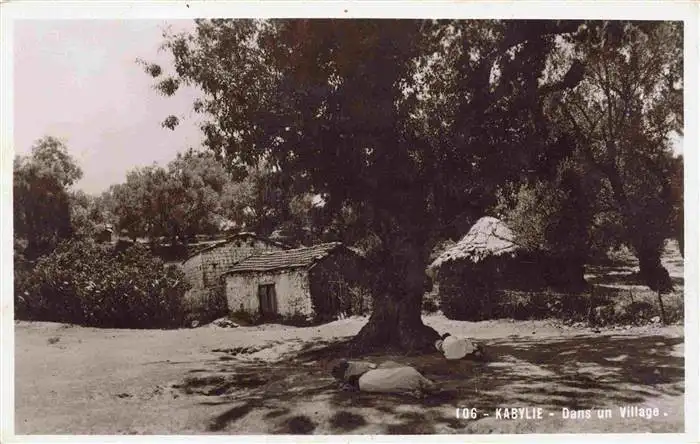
[258,284,278,317]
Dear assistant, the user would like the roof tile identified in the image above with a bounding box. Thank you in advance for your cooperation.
[224,242,344,274]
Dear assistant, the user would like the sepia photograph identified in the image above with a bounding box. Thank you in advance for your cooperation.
[1,2,697,441]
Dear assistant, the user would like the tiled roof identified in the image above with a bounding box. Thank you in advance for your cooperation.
[183,232,288,263]
[223,242,344,274]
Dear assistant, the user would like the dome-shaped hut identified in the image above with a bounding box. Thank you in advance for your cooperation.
[427,216,582,320]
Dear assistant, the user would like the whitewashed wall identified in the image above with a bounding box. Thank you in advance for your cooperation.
[224,269,314,317]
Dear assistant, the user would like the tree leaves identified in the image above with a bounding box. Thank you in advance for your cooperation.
[14,137,82,259]
[110,150,231,243]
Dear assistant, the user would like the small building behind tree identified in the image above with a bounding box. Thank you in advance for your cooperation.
[427,216,586,320]
[221,242,370,323]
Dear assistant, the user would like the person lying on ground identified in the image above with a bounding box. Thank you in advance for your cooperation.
[435,333,486,360]
[331,359,440,398]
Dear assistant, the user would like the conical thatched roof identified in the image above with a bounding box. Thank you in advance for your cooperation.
[427,216,519,275]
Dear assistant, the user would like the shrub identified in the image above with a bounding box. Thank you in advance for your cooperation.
[16,239,189,328]
[229,309,262,326]
[182,285,229,326]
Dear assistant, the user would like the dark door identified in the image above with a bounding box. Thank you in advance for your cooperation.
[329,279,349,316]
[258,284,277,317]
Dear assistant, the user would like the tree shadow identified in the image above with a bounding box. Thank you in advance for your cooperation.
[275,415,317,434]
[476,334,684,412]
[208,402,259,432]
[385,412,435,434]
[171,333,684,434]
[329,411,367,433]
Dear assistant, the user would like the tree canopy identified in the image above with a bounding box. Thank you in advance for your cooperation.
[147,19,683,350]
[14,137,83,259]
[110,149,231,244]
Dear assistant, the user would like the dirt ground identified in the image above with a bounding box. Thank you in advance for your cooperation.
[15,315,684,435]
[14,242,685,435]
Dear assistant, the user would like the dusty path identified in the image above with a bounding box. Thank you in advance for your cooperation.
[15,315,684,434]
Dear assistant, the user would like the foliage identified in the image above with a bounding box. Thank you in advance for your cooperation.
[167,149,231,239]
[110,149,231,243]
[421,291,439,314]
[69,190,115,240]
[147,19,680,349]
[220,162,295,237]
[495,159,595,265]
[495,181,567,252]
[19,136,83,187]
[438,286,683,326]
[109,164,167,240]
[182,287,229,326]
[14,137,83,259]
[546,21,683,290]
[15,239,189,328]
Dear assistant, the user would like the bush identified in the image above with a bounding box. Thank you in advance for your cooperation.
[494,290,566,320]
[15,239,190,328]
[229,309,262,326]
[182,286,229,326]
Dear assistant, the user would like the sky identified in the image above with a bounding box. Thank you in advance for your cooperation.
[14,20,204,195]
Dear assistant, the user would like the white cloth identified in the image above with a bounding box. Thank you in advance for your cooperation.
[357,367,436,395]
[441,336,476,360]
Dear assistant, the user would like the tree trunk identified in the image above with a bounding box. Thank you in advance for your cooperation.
[636,245,673,293]
[602,160,673,293]
[351,236,440,354]
[352,286,440,354]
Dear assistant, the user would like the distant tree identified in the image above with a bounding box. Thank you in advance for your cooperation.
[21,136,83,187]
[220,161,294,237]
[14,137,83,259]
[149,19,588,351]
[111,150,231,244]
[69,190,115,240]
[166,149,231,242]
[110,164,168,241]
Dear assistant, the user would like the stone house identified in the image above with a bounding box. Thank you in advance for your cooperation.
[221,242,369,322]
[182,232,287,306]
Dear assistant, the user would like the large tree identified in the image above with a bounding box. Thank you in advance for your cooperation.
[148,19,591,352]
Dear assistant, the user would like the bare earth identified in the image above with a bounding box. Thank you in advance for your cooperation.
[15,315,684,435]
